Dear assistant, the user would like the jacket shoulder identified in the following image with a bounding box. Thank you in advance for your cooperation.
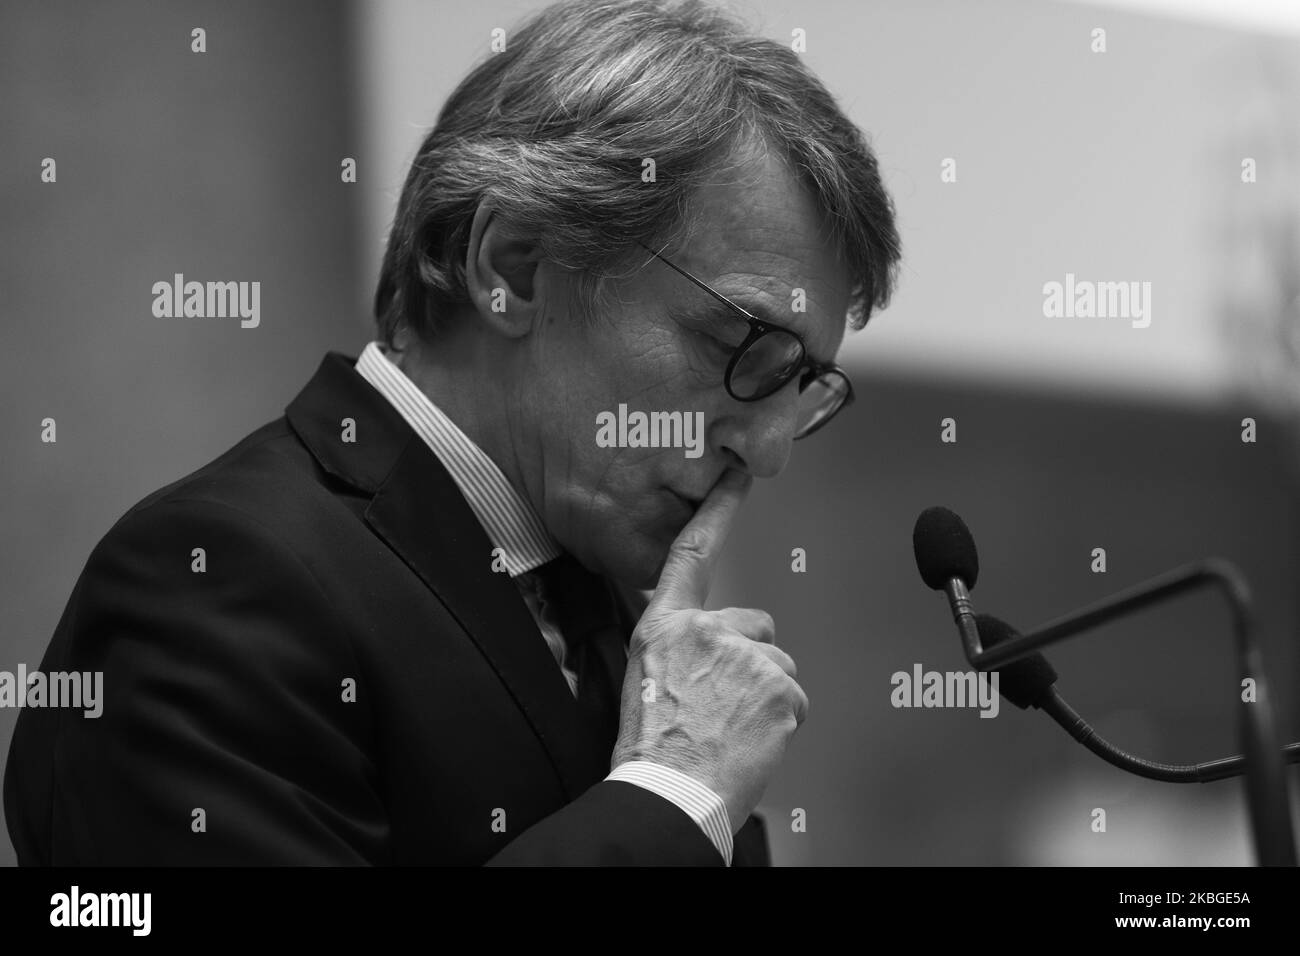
[102,415,360,565]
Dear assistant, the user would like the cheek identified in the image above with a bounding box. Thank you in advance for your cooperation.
[533,311,719,525]
[563,447,668,512]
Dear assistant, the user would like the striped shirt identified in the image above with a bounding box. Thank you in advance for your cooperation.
[354,341,733,864]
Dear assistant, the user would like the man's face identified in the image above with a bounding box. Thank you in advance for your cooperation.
[519,151,853,589]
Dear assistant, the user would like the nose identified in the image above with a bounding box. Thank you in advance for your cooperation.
[711,379,800,479]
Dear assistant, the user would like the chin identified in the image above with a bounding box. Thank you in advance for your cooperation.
[626,554,666,591]
[572,530,668,591]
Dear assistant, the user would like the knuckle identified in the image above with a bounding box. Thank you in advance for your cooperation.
[686,609,716,636]
[792,685,810,724]
[762,662,805,711]
[756,644,795,678]
[753,650,787,684]
[628,625,653,653]
[710,627,744,657]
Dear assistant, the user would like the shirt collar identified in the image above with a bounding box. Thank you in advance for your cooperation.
[354,341,561,577]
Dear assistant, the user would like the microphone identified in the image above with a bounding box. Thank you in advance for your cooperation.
[912,507,983,664]
[973,613,1300,781]
[972,614,1057,711]
[914,505,1298,866]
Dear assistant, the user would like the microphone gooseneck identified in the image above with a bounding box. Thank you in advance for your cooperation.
[973,614,1300,781]
[1038,690,1300,783]
[915,505,1298,867]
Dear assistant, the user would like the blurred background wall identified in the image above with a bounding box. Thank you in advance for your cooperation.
[2,0,1297,866]
[0,0,369,867]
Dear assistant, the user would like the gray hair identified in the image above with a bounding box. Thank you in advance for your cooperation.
[374,0,902,346]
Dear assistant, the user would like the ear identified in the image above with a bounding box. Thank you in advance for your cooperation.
[463,202,544,339]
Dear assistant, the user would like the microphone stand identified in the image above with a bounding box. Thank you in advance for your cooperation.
[954,558,1297,866]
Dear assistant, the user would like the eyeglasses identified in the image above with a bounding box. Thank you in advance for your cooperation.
[636,240,854,439]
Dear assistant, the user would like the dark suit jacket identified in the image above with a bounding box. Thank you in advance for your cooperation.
[4,352,769,865]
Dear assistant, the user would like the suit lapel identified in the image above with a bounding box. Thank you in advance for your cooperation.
[365,440,616,797]
[286,352,617,800]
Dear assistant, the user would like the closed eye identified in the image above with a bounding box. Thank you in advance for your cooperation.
[667,304,740,356]
[692,327,733,359]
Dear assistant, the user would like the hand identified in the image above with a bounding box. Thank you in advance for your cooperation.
[610,468,808,833]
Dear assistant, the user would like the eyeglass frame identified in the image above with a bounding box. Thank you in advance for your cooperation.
[634,239,855,439]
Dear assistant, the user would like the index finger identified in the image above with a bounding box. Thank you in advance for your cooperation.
[648,468,753,615]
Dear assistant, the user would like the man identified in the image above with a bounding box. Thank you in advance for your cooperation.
[5,0,899,865]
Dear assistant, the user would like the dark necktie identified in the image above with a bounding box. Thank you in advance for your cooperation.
[531,553,627,757]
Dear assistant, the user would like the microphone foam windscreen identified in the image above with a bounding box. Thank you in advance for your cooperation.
[976,613,1058,710]
[912,506,979,591]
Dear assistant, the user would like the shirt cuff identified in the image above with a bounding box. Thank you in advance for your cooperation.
[606,760,734,865]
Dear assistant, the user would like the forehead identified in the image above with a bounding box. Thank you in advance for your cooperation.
[669,150,852,355]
